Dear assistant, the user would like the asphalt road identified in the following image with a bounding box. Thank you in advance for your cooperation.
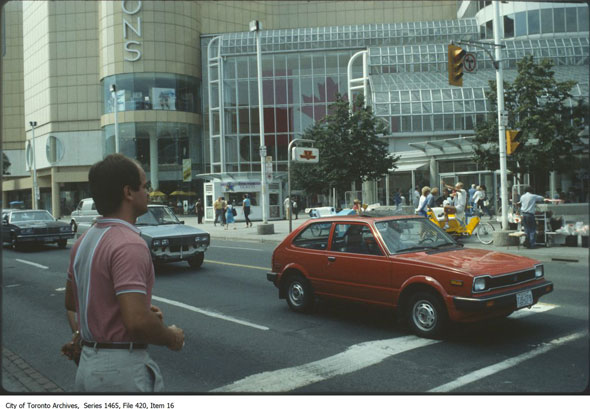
[1,240,588,393]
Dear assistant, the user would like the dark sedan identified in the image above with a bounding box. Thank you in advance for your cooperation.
[2,209,74,249]
[136,205,210,269]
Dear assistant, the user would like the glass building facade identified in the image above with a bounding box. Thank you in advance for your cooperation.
[203,5,589,212]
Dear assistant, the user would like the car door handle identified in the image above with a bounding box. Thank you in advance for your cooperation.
[327,256,336,262]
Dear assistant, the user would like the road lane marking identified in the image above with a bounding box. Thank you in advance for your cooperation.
[152,295,269,331]
[211,301,561,392]
[428,331,587,393]
[509,302,556,319]
[15,259,49,270]
[212,336,441,392]
[205,259,268,271]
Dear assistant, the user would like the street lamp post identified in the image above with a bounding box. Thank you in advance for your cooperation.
[250,20,273,234]
[110,84,120,153]
[29,121,39,210]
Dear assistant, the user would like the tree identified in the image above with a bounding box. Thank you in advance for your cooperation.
[473,55,587,181]
[292,94,399,196]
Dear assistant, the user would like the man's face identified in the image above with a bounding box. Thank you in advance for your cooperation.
[131,166,149,218]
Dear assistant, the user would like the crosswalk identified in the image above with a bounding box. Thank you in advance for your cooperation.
[211,303,584,393]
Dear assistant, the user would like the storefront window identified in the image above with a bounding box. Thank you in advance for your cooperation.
[102,73,200,114]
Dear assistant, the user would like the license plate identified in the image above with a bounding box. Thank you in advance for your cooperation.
[516,290,533,308]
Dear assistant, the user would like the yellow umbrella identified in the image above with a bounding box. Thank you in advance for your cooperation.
[185,191,197,196]
[169,191,186,196]
[149,190,167,197]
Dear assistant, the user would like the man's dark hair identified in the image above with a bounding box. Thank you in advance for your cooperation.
[88,154,142,215]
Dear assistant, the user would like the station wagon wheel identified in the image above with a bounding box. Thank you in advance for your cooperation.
[475,221,495,245]
[406,291,447,338]
[188,252,204,269]
[285,274,314,313]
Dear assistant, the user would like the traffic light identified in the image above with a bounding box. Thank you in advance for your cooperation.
[506,129,522,155]
[448,44,466,87]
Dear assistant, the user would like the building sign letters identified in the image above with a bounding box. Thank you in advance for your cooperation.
[122,1,142,62]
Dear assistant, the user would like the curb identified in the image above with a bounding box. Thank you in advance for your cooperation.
[2,347,64,393]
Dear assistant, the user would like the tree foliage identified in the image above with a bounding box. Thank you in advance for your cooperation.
[2,152,10,175]
[473,55,587,176]
[291,94,399,195]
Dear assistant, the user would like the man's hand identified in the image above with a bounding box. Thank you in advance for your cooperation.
[167,325,184,351]
[151,305,163,321]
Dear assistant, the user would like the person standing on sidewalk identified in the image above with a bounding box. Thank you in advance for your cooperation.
[213,196,224,226]
[517,186,549,249]
[243,194,252,227]
[64,154,184,392]
[195,198,204,224]
[225,200,237,230]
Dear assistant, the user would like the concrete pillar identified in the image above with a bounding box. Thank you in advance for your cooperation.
[150,132,159,190]
[429,156,438,189]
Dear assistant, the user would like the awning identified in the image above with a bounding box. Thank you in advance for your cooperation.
[390,162,428,172]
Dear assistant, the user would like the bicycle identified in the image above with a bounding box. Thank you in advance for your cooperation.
[426,207,495,245]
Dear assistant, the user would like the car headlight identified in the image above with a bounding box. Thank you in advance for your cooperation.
[152,239,161,248]
[534,264,544,278]
[21,228,33,234]
[473,276,488,292]
[60,226,71,232]
[161,239,169,247]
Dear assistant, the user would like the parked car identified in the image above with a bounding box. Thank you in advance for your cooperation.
[136,204,210,268]
[266,211,553,338]
[2,209,74,249]
[69,198,100,232]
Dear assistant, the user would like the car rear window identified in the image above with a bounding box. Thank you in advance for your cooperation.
[292,222,332,250]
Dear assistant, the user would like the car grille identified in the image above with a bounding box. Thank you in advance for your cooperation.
[168,237,190,252]
[487,269,536,290]
[32,227,61,234]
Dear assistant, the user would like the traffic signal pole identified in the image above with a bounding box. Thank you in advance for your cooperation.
[494,1,510,231]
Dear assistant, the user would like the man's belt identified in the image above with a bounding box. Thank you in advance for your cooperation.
[81,340,148,350]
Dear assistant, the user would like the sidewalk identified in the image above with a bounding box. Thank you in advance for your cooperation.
[178,215,588,264]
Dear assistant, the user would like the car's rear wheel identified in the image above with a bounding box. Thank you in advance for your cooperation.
[285,274,314,313]
[187,252,204,269]
[57,239,67,249]
[406,291,447,338]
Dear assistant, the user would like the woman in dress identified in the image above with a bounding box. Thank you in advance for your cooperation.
[225,200,236,230]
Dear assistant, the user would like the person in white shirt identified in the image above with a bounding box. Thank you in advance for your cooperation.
[518,186,548,249]
[472,185,485,215]
[442,182,467,229]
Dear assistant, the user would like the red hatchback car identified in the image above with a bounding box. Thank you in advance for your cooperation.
[267,211,553,338]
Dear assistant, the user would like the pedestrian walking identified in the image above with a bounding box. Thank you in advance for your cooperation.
[242,194,252,227]
[221,197,227,225]
[292,198,299,219]
[63,154,184,392]
[195,198,204,224]
[225,201,236,230]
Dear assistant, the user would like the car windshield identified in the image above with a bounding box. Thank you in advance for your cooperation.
[11,210,54,222]
[136,206,180,226]
[374,218,457,254]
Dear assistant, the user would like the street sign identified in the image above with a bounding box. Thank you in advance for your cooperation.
[464,52,477,72]
[291,147,319,163]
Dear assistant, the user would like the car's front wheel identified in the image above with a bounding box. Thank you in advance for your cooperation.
[187,252,204,269]
[285,274,314,313]
[406,291,447,338]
